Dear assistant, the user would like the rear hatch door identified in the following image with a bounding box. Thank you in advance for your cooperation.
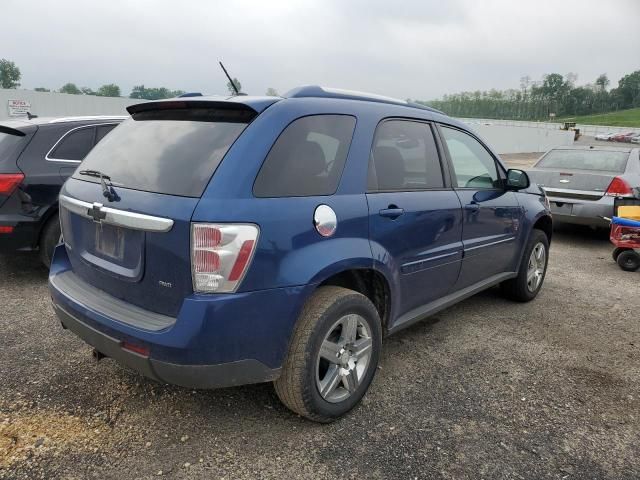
[59,100,260,317]
[0,122,36,207]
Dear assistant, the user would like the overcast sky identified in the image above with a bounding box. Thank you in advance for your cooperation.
[3,0,639,100]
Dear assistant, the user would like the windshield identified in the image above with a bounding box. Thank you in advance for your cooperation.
[537,149,629,173]
[73,109,251,197]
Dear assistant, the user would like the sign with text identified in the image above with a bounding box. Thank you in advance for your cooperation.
[8,99,31,117]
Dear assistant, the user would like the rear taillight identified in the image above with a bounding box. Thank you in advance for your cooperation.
[191,223,259,293]
[0,173,24,196]
[605,176,633,197]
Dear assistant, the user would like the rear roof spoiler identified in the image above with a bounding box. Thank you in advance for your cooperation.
[0,125,26,137]
[127,96,280,116]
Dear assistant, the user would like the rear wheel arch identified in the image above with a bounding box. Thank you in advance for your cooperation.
[317,268,392,333]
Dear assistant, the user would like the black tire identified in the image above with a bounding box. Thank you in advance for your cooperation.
[616,250,640,272]
[612,247,628,261]
[501,229,549,302]
[274,286,382,423]
[39,214,61,268]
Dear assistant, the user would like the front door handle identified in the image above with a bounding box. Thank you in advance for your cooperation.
[465,203,480,213]
[379,206,404,219]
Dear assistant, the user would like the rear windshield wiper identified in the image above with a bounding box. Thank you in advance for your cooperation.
[78,169,118,202]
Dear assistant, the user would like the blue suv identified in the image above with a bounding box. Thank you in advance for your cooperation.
[49,86,552,422]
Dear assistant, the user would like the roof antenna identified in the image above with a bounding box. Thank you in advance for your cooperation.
[219,61,240,96]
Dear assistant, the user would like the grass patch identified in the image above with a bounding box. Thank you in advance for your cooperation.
[557,108,640,127]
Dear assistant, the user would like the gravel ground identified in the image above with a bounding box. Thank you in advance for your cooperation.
[1,223,639,479]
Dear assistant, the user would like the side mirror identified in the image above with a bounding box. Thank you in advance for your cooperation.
[506,169,530,190]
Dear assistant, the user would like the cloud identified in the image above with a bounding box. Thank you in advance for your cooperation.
[2,0,639,100]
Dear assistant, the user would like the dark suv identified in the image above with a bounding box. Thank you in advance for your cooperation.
[0,116,125,265]
[49,87,552,422]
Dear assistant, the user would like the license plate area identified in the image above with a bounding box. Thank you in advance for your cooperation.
[95,223,125,261]
[551,202,573,215]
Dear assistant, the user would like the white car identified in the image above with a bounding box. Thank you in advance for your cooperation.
[631,135,640,144]
[595,132,616,141]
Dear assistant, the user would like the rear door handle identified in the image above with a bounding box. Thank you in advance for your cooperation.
[379,207,404,219]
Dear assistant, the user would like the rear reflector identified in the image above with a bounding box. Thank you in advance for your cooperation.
[191,223,259,293]
[605,176,633,197]
[0,226,14,234]
[122,341,150,357]
[0,173,24,196]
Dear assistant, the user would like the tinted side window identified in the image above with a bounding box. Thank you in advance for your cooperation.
[368,120,443,191]
[49,127,95,161]
[253,115,356,197]
[440,126,499,189]
[95,124,117,144]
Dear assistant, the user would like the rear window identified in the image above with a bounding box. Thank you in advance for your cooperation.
[73,108,251,197]
[0,131,29,165]
[253,115,356,197]
[537,149,629,173]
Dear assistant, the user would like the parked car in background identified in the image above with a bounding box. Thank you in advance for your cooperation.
[630,134,640,145]
[595,132,616,141]
[49,87,552,422]
[528,146,640,228]
[0,116,126,266]
[612,132,637,143]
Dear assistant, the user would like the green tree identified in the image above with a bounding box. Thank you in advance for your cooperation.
[595,74,609,92]
[617,70,640,108]
[60,83,81,95]
[265,87,279,96]
[81,87,96,95]
[129,85,183,100]
[34,87,50,92]
[97,83,121,97]
[226,78,241,95]
[0,59,21,89]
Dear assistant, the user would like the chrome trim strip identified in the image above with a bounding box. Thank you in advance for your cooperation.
[59,195,174,232]
[465,236,515,252]
[45,123,120,164]
[402,251,459,268]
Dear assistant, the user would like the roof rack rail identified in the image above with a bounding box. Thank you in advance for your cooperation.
[48,115,129,123]
[283,85,443,114]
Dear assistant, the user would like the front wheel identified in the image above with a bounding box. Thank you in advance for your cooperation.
[274,286,382,422]
[501,229,549,302]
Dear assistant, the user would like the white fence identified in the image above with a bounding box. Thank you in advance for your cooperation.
[0,89,144,120]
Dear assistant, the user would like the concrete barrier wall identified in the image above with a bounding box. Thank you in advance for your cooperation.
[459,118,640,138]
[460,120,575,154]
[0,89,144,120]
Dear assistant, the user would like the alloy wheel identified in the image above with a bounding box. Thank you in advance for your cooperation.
[315,314,373,403]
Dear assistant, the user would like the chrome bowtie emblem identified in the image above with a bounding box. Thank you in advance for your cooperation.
[87,202,106,223]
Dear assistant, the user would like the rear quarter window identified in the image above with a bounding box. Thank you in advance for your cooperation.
[253,115,356,197]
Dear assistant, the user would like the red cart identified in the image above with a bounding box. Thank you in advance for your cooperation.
[610,198,640,271]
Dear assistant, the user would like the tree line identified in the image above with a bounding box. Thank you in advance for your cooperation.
[0,58,281,100]
[416,70,640,121]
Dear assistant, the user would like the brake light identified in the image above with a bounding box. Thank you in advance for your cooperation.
[0,226,14,234]
[0,173,24,195]
[191,223,259,293]
[605,176,633,197]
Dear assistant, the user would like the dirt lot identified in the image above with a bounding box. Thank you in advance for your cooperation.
[1,222,639,479]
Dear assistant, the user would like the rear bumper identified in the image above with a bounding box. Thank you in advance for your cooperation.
[53,303,279,388]
[0,217,43,251]
[49,245,309,389]
[547,195,613,228]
